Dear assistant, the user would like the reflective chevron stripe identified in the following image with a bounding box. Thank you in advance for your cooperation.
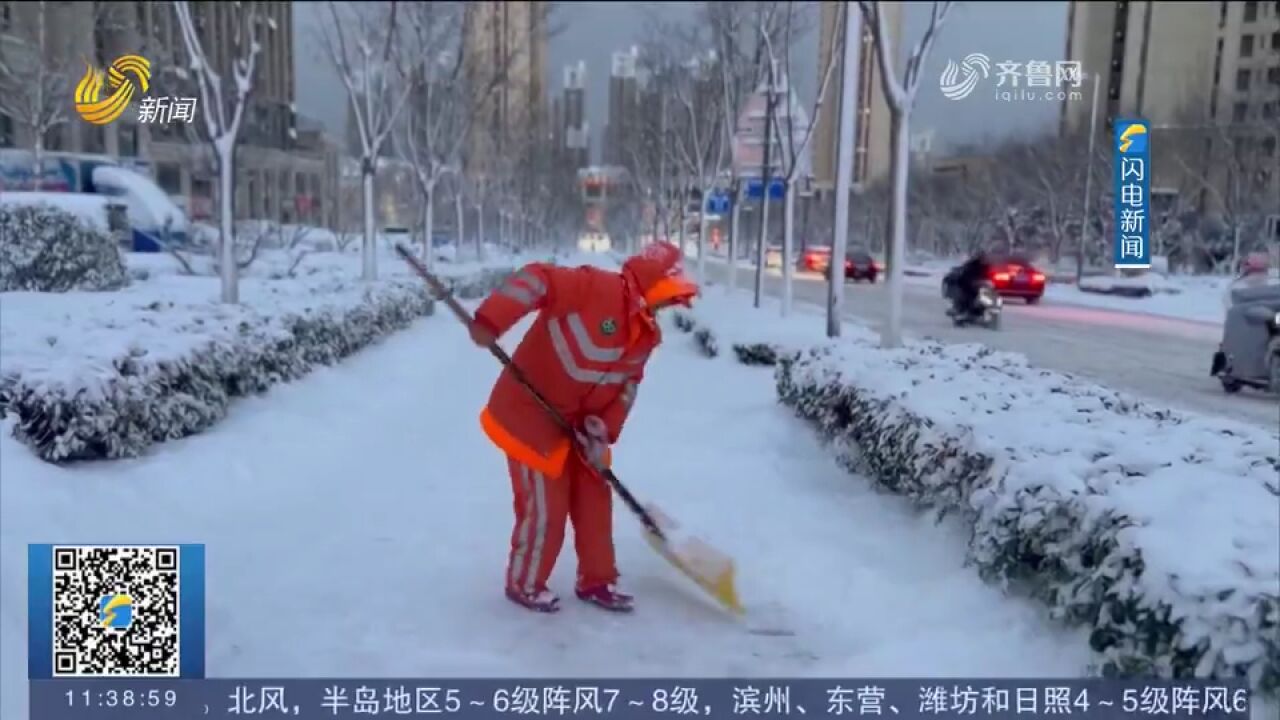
[620,380,638,409]
[548,316,629,385]
[566,313,623,362]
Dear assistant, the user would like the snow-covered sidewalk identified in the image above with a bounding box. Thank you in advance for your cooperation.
[1,286,1095,717]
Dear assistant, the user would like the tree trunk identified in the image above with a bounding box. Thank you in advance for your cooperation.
[217,145,238,304]
[33,135,45,192]
[455,188,468,261]
[696,195,709,285]
[781,179,796,317]
[753,68,778,310]
[422,183,435,268]
[882,107,909,349]
[361,160,377,281]
[727,182,741,293]
[476,203,485,258]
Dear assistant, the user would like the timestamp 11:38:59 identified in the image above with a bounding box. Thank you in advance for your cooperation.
[65,688,178,709]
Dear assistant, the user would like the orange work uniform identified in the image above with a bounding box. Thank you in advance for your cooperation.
[472,244,696,595]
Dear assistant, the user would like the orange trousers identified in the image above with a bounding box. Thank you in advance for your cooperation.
[506,453,617,595]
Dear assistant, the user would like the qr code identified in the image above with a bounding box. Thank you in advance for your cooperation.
[51,545,180,677]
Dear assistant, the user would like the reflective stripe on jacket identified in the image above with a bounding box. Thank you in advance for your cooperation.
[474,263,660,479]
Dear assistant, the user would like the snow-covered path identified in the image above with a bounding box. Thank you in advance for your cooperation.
[1,306,1093,717]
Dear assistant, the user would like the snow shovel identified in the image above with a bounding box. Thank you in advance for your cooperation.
[395,245,744,616]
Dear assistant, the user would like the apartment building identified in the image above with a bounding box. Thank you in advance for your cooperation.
[0,1,336,227]
[1061,1,1279,209]
[812,0,901,194]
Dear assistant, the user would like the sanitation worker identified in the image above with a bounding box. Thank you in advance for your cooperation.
[468,242,698,613]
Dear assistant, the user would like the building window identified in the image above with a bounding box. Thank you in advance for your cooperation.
[1233,101,1249,122]
[82,125,105,154]
[118,125,139,157]
[1,3,11,31]
[1241,35,1254,57]
[1269,66,1280,85]
[1272,30,1280,49]
[0,113,11,146]
[1236,68,1251,91]
[1263,100,1278,120]
[157,163,182,194]
[1263,136,1277,157]
[1243,1,1258,23]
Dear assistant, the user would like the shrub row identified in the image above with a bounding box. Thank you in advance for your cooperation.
[680,311,1279,698]
[1,268,513,463]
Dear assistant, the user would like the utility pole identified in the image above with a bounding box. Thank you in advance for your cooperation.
[828,3,861,338]
[1077,72,1100,284]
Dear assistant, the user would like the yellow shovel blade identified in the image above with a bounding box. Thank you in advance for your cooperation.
[642,505,744,616]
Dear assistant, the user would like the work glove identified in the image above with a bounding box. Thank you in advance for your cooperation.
[575,415,609,467]
[469,320,496,348]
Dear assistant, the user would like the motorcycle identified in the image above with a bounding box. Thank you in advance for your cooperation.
[946,280,1002,330]
[1211,284,1280,394]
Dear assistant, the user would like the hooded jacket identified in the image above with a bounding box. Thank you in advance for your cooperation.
[472,243,696,478]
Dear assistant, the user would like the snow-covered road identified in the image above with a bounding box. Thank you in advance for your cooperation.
[706,263,1278,429]
[1,304,1093,717]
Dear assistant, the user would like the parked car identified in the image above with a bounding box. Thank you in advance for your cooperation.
[944,253,1046,303]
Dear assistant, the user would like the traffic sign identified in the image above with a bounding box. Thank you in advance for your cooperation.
[706,192,732,214]
[745,178,786,200]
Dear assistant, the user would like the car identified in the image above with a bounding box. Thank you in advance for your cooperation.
[841,247,882,282]
[986,253,1047,303]
[942,254,1048,304]
[798,245,833,273]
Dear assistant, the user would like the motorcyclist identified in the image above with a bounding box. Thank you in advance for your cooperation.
[950,251,992,317]
[1212,252,1276,376]
[1221,252,1276,314]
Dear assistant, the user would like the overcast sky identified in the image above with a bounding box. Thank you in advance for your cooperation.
[294,1,1070,159]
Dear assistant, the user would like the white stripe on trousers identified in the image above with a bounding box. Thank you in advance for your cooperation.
[510,463,549,594]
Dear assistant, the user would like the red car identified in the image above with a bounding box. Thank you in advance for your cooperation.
[799,245,833,273]
[986,254,1046,303]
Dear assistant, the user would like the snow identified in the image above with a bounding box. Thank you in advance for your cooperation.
[685,286,1279,696]
[0,248,527,397]
[0,192,116,232]
[2,250,1104,717]
[91,165,187,232]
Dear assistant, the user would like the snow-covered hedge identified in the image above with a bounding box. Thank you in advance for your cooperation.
[773,342,1279,696]
[672,289,1279,696]
[0,203,130,292]
[0,265,515,462]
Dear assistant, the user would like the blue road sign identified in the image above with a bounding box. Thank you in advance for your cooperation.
[745,178,785,200]
[706,192,732,214]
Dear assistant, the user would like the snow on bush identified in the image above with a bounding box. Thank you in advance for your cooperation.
[0,203,130,292]
[773,342,1278,695]
[676,289,1280,696]
[0,263,516,462]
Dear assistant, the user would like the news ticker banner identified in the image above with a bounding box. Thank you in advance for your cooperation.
[28,544,206,680]
[31,679,1252,720]
[1113,118,1152,270]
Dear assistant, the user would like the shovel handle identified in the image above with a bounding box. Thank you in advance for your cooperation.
[394,244,668,541]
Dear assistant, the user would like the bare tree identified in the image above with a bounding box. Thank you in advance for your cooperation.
[705,1,767,291]
[763,1,842,317]
[0,2,130,188]
[1171,122,1280,273]
[319,1,419,281]
[172,0,266,304]
[859,0,954,348]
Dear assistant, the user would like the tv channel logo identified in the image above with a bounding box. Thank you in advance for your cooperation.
[98,593,134,629]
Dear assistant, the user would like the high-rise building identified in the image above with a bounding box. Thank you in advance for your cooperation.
[812,1,901,194]
[1060,1,1279,206]
[0,1,335,227]
[560,61,589,171]
[462,0,549,184]
[604,46,639,166]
